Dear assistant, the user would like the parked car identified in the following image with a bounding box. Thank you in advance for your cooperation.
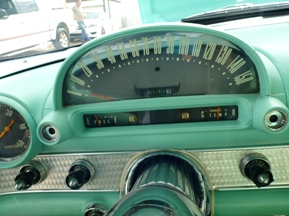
[71,10,113,40]
[0,0,76,56]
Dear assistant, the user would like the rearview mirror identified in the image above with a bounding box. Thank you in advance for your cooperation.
[0,9,8,19]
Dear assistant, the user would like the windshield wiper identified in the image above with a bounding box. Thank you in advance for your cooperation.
[182,2,289,25]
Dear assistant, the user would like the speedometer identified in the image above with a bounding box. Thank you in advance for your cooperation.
[61,24,260,106]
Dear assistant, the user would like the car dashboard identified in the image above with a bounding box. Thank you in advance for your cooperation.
[0,20,289,216]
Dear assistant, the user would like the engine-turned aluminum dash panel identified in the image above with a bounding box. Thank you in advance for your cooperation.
[1,147,289,194]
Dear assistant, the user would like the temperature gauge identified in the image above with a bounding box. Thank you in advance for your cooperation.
[200,106,238,121]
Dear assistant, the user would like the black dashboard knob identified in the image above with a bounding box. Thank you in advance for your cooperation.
[65,160,95,190]
[14,171,36,190]
[66,169,87,189]
[240,153,274,187]
[14,161,46,190]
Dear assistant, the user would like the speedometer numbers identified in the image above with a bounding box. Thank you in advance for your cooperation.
[0,103,31,161]
[62,27,259,106]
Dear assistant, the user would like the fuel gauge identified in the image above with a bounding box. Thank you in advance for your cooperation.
[84,113,139,127]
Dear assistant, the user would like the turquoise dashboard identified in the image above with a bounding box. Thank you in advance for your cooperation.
[0,22,289,215]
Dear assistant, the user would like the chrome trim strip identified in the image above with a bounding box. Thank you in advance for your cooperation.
[214,185,289,191]
[0,189,118,196]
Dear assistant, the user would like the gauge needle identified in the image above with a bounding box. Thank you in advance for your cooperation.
[89,93,115,101]
[217,107,221,120]
[94,115,101,126]
[0,120,15,138]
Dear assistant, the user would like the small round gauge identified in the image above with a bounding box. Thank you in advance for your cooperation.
[0,103,31,161]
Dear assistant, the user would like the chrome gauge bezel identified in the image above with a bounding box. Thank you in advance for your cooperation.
[0,96,42,169]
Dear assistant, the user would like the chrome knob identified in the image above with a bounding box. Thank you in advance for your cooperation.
[14,179,26,190]
[256,172,271,185]
[68,176,80,188]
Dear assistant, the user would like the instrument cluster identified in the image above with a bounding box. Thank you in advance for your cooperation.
[0,23,288,174]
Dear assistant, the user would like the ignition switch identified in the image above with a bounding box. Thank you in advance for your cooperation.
[239,153,274,187]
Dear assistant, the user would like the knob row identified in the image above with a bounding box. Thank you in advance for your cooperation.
[14,159,94,191]
[13,153,274,192]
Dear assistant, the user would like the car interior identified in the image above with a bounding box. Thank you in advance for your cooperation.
[0,1,289,216]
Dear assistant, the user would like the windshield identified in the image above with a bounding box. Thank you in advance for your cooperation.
[0,0,287,61]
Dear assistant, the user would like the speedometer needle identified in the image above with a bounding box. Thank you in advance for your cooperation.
[0,120,15,138]
[89,93,115,101]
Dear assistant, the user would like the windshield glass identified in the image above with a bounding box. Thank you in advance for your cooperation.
[0,0,287,61]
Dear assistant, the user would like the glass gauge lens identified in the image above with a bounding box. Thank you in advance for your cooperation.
[62,30,259,106]
[0,103,31,161]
